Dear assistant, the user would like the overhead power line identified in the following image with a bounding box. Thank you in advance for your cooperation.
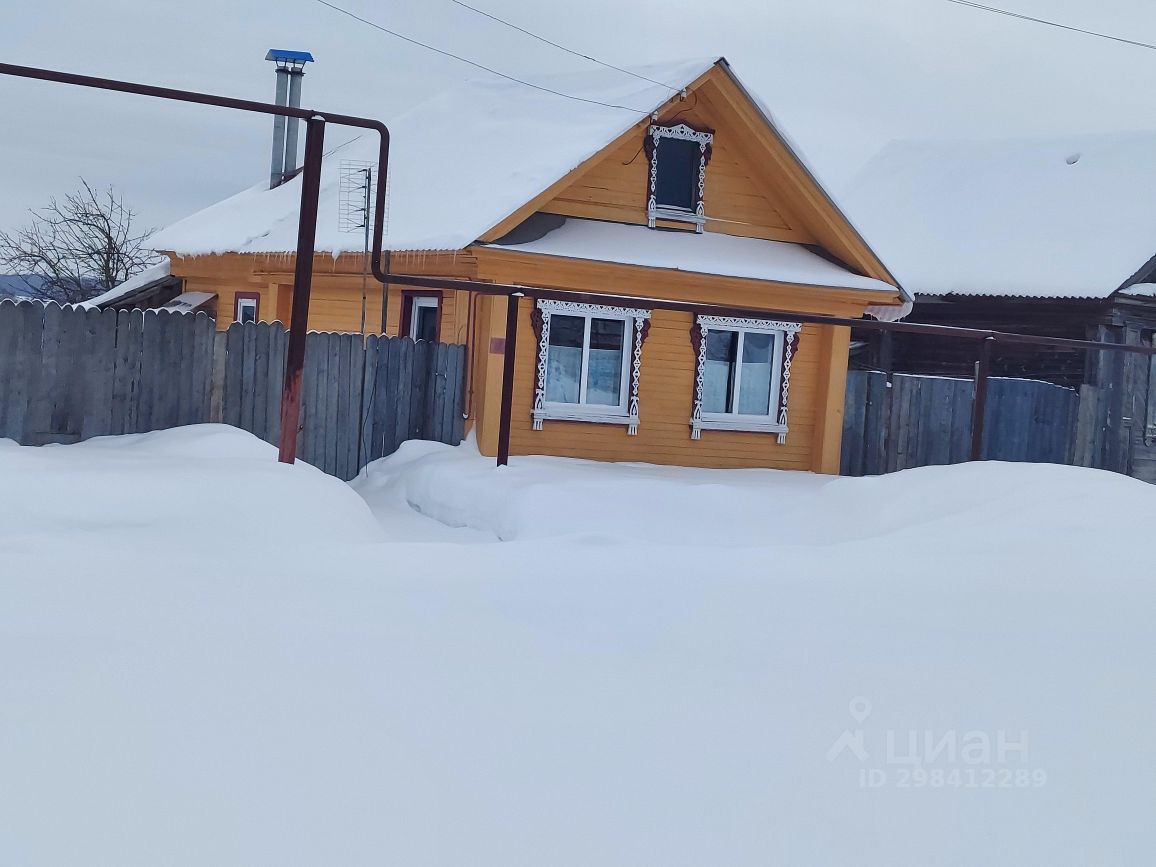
[313,0,653,112]
[447,0,680,92]
[945,0,1156,51]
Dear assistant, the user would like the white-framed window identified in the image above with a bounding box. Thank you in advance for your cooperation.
[407,296,439,342]
[690,315,802,443]
[234,295,259,324]
[532,299,651,434]
[646,123,713,233]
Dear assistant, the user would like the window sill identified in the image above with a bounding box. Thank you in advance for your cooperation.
[690,416,788,443]
[648,205,705,232]
[533,408,640,435]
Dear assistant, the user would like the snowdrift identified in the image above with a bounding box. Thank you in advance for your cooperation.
[355,437,1154,546]
[0,424,381,546]
[2,427,1154,866]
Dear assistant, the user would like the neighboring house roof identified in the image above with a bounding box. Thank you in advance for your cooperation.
[488,216,896,294]
[147,56,901,300]
[843,131,1156,300]
[160,291,215,313]
[83,260,175,309]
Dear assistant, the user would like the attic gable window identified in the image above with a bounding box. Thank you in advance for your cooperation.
[646,123,714,233]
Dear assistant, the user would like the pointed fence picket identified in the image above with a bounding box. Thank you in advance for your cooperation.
[0,300,216,445]
[220,320,466,480]
[0,301,466,480]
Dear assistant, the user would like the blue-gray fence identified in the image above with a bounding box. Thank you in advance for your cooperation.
[842,370,1083,476]
[221,320,466,479]
[0,300,465,478]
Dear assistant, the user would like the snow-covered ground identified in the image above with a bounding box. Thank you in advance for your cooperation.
[2,425,1154,866]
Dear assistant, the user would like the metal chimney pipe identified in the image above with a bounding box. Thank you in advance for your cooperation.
[268,63,289,189]
[265,50,312,187]
[284,67,305,176]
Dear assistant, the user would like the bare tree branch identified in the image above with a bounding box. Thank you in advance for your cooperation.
[0,179,159,304]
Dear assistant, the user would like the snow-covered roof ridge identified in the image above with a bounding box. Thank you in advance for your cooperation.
[150,57,721,257]
[842,129,1156,300]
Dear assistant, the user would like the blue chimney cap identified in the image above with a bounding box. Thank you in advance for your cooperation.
[265,49,314,64]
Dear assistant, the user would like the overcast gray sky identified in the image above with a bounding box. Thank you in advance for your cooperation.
[3,0,1156,237]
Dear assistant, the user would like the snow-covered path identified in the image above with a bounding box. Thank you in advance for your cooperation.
[2,426,1154,866]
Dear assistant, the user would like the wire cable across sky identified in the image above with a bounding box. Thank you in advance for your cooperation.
[446,0,680,92]
[945,0,1156,52]
[313,0,654,112]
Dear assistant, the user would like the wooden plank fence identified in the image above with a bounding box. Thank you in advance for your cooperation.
[0,300,216,444]
[0,301,466,479]
[221,321,466,479]
[842,370,1082,476]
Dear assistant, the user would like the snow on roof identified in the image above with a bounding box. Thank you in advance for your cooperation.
[489,217,897,294]
[150,58,719,256]
[842,131,1156,299]
[82,260,172,308]
[1120,282,1156,298]
[160,291,215,313]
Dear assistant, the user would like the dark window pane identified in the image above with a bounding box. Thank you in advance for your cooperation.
[589,318,624,351]
[548,315,584,349]
[706,329,737,363]
[703,330,737,413]
[655,137,700,211]
[546,315,584,403]
[415,305,438,342]
[738,332,775,415]
[586,318,625,406]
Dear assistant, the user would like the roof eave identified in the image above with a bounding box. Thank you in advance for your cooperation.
[714,59,911,305]
[475,242,902,298]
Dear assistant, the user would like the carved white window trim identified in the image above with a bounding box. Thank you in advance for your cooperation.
[647,123,713,233]
[532,299,651,434]
[689,315,802,443]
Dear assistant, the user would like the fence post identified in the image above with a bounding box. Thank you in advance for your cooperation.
[970,335,994,461]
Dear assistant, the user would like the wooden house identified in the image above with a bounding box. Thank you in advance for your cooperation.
[99,58,907,471]
[845,132,1156,480]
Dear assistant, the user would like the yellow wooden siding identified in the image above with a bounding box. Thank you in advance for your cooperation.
[472,251,882,471]
[167,252,475,340]
[479,64,898,287]
[504,299,827,469]
[537,90,814,245]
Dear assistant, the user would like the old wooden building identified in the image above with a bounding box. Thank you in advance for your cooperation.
[845,132,1156,480]
[99,58,907,471]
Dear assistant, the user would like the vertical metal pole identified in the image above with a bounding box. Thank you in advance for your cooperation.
[496,292,523,467]
[970,335,994,461]
[278,116,326,464]
[284,68,304,175]
[379,251,391,335]
[269,66,289,188]
[355,167,372,474]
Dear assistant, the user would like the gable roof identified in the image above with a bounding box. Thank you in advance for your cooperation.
[148,58,901,297]
[150,58,718,256]
[843,131,1156,300]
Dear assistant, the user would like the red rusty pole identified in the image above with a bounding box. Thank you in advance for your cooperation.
[278,116,326,464]
[0,62,393,468]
